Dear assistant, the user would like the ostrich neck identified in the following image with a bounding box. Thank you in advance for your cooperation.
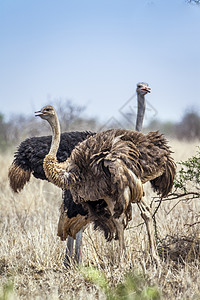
[43,115,69,190]
[135,93,145,132]
[48,116,61,157]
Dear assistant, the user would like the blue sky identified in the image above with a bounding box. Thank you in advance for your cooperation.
[0,0,200,125]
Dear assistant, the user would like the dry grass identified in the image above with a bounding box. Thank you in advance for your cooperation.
[0,139,200,300]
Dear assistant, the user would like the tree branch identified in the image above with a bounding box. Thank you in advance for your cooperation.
[154,192,199,203]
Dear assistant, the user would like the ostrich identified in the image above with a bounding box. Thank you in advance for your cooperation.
[8,131,93,262]
[35,104,176,261]
[64,81,152,262]
[60,82,153,261]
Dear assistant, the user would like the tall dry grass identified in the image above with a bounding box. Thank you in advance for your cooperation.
[0,139,200,299]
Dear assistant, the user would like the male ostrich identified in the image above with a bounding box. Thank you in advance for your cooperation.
[35,104,176,261]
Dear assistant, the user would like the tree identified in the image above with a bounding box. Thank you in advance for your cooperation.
[0,113,9,150]
[0,100,99,149]
[187,0,200,4]
[175,111,200,140]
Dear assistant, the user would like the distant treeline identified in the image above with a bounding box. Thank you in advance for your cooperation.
[0,100,99,151]
[0,100,200,151]
[147,110,200,140]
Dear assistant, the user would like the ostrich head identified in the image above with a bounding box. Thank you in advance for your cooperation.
[135,82,150,132]
[136,82,151,96]
[35,105,58,128]
[35,105,61,156]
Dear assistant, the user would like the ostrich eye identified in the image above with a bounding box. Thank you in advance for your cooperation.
[45,108,51,112]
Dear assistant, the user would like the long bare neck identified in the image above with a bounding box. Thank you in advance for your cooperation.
[44,114,69,189]
[135,92,145,132]
[48,115,61,157]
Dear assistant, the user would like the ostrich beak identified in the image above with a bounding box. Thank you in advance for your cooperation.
[35,110,43,117]
[141,87,151,93]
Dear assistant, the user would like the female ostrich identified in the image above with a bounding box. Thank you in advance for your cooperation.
[35,104,176,260]
[8,131,93,262]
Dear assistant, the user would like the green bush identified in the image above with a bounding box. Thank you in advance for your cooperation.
[174,147,200,195]
[0,281,14,300]
[80,266,161,300]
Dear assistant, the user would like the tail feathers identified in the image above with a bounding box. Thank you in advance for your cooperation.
[57,202,89,240]
[87,200,122,241]
[93,216,118,241]
[92,204,132,241]
[8,162,31,193]
[150,158,176,198]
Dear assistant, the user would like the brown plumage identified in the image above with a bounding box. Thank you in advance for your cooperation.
[57,201,89,240]
[36,105,176,259]
[8,164,31,193]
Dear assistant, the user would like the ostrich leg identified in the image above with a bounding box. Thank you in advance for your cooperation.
[74,229,83,263]
[64,228,83,266]
[137,199,159,263]
[64,236,74,267]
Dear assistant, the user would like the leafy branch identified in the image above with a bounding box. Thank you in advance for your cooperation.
[174,147,200,194]
[152,146,200,224]
[154,147,200,206]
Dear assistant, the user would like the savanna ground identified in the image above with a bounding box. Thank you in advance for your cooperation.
[0,140,200,300]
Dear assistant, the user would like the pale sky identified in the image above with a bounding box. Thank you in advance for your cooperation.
[1,0,200,125]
